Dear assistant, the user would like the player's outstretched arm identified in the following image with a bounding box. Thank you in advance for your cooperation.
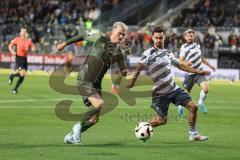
[124,63,144,88]
[56,34,86,53]
[201,56,216,71]
[178,62,210,76]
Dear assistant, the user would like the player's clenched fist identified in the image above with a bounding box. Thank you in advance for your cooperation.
[56,42,67,53]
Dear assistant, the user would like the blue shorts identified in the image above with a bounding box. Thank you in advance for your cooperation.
[151,88,192,117]
[183,74,208,91]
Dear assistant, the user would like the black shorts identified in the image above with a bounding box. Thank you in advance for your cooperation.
[151,88,192,117]
[15,56,28,70]
[183,74,208,91]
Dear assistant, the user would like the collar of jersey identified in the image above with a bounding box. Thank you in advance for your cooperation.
[153,46,167,53]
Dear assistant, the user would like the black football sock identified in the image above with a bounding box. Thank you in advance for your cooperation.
[13,76,24,91]
[80,121,95,132]
[79,106,101,132]
[13,73,21,78]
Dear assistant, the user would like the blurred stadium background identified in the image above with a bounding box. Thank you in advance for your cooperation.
[0,0,239,80]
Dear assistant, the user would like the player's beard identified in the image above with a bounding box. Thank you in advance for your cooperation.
[117,38,123,44]
[155,42,163,49]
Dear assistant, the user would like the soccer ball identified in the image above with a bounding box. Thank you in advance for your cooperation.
[135,122,153,141]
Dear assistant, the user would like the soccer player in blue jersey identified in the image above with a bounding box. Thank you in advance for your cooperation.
[125,27,210,141]
[177,29,216,116]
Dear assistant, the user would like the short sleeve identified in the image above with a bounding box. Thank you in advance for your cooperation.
[11,37,18,45]
[168,51,180,67]
[179,45,187,59]
[139,50,150,66]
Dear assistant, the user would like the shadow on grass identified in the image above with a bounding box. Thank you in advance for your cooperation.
[0,142,124,149]
[0,140,225,150]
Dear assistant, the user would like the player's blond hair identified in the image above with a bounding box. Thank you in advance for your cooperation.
[112,22,128,31]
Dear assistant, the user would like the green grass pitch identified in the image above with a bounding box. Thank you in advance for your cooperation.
[0,74,240,160]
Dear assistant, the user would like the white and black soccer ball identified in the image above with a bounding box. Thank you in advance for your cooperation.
[135,122,153,141]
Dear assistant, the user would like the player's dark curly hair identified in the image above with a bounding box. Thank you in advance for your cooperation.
[152,27,165,35]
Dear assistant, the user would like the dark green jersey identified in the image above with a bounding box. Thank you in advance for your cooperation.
[77,36,126,90]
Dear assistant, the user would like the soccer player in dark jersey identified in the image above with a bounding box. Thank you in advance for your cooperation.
[177,29,216,116]
[125,27,210,141]
[8,27,35,94]
[56,22,128,144]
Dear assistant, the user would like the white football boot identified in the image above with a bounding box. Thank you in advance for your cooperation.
[64,123,83,145]
[189,131,208,141]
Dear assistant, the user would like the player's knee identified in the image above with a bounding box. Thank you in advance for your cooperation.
[202,87,208,93]
[191,105,198,113]
[95,100,104,109]
[20,72,26,77]
[201,85,209,93]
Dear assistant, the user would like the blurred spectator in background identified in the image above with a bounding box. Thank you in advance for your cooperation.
[64,51,74,74]
[172,0,239,28]
[203,32,215,57]
[213,32,223,57]
[228,31,239,53]
[143,31,152,49]
[0,0,122,53]
[0,0,239,58]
